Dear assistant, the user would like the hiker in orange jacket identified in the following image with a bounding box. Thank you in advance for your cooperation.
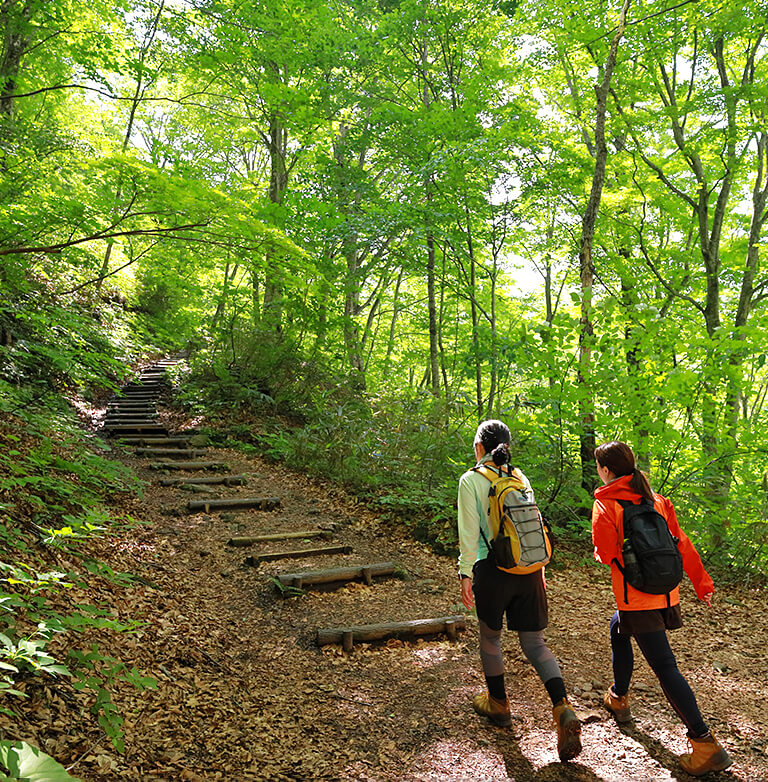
[592,441,731,777]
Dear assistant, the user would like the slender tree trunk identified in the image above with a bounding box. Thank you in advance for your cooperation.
[620,265,649,470]
[343,260,366,390]
[333,121,368,390]
[438,243,449,394]
[577,0,631,495]
[96,1,165,291]
[0,0,31,119]
[485,251,499,419]
[262,108,288,330]
[315,271,331,353]
[418,40,439,397]
[383,268,403,377]
[721,131,768,522]
[464,208,482,421]
[211,259,238,336]
[426,227,439,396]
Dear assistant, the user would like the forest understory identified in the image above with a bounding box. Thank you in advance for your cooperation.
[1,403,766,782]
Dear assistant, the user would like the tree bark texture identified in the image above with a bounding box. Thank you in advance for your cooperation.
[577,0,631,495]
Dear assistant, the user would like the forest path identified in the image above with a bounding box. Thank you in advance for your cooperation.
[8,369,767,781]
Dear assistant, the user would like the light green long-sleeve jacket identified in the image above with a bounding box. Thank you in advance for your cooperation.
[456,456,534,577]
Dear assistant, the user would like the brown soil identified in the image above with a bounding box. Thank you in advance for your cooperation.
[2,420,766,782]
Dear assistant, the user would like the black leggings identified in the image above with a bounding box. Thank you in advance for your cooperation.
[610,612,708,738]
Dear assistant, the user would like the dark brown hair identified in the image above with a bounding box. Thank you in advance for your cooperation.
[474,419,511,466]
[594,441,654,503]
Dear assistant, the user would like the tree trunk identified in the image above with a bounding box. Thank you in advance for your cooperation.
[464,208,482,421]
[485,245,499,420]
[383,268,403,377]
[262,109,288,330]
[426,228,440,396]
[0,0,31,119]
[96,0,165,291]
[620,268,649,470]
[577,0,631,495]
[333,121,368,390]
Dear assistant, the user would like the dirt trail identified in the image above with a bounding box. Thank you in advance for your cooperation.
[3,387,767,781]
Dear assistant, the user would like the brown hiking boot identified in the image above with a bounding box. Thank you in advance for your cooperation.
[603,686,632,723]
[553,699,582,761]
[472,692,512,727]
[679,732,732,776]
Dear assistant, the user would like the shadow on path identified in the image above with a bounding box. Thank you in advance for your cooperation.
[619,723,739,782]
[493,727,608,782]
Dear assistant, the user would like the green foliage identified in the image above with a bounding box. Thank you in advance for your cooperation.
[2,10,768,765]
[0,741,81,782]
[0,311,156,747]
[0,628,71,679]
[69,647,156,753]
[268,577,305,599]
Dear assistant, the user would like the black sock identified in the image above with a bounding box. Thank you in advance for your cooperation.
[485,674,506,701]
[544,677,567,706]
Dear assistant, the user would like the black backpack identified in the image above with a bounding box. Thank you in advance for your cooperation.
[613,499,683,605]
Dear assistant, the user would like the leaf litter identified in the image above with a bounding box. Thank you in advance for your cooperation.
[1,433,766,781]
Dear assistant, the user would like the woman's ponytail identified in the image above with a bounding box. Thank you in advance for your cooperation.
[474,419,511,464]
[490,442,511,466]
[629,467,655,504]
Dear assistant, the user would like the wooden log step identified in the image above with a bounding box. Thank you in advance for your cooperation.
[316,616,466,649]
[118,437,192,446]
[227,530,331,546]
[105,414,157,421]
[104,417,158,429]
[106,421,160,428]
[106,412,158,419]
[188,496,279,513]
[105,424,168,435]
[134,448,206,458]
[246,545,352,565]
[149,461,228,471]
[159,475,247,486]
[275,562,396,590]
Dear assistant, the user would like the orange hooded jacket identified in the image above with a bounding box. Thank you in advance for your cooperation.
[591,474,713,611]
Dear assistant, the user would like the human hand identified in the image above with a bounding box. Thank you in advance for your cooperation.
[461,577,475,610]
[701,592,713,607]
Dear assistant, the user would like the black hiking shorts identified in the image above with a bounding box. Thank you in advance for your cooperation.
[472,556,548,632]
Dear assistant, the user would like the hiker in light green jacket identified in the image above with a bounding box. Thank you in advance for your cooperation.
[458,419,582,762]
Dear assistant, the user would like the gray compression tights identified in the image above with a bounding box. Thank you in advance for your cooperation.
[478,619,562,683]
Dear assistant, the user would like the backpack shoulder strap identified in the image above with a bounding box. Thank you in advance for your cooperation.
[473,464,527,493]
[472,464,504,483]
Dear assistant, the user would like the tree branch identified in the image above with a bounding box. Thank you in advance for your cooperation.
[0,221,209,256]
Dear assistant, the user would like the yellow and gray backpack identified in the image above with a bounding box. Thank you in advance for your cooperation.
[473,464,553,574]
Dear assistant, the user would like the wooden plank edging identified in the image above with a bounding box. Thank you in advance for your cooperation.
[245,545,352,565]
[188,496,279,513]
[275,561,396,589]
[317,616,466,648]
[227,529,330,546]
